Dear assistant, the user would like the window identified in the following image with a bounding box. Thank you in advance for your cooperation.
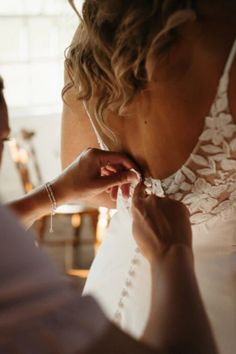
[0,0,81,115]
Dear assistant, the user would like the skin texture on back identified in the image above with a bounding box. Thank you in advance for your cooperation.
[61,1,236,207]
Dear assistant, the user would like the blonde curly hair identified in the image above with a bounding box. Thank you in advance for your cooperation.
[63,0,196,143]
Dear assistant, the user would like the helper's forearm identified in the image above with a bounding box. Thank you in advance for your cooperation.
[7,185,51,229]
[7,183,115,229]
[84,192,116,209]
[143,245,218,354]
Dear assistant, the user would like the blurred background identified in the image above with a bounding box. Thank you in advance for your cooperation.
[0,0,80,196]
[0,0,110,283]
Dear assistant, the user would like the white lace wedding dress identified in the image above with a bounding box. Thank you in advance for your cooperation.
[83,39,236,354]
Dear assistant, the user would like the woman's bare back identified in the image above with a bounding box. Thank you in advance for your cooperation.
[95,19,236,180]
[61,1,236,210]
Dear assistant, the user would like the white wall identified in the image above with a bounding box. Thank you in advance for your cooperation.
[0,113,61,201]
[0,0,80,111]
[0,0,83,200]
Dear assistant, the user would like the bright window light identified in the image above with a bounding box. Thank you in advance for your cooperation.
[0,0,82,115]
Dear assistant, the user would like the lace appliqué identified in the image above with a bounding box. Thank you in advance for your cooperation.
[144,178,165,197]
[147,77,236,225]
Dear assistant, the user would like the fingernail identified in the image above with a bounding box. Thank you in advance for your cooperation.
[130,169,141,181]
[127,172,139,183]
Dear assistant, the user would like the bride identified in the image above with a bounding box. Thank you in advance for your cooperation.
[61,1,236,353]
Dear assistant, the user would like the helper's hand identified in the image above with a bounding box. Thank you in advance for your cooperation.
[131,182,192,264]
[101,160,138,201]
[52,148,138,205]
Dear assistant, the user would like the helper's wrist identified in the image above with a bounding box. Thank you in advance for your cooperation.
[49,178,71,206]
[150,243,193,270]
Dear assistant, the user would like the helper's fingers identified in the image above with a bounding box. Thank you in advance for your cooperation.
[98,150,139,171]
[99,170,138,191]
[101,166,114,177]
[132,181,149,207]
[121,183,130,200]
[110,186,118,201]
[105,164,117,173]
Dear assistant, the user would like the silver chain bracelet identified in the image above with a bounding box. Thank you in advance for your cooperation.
[45,182,57,233]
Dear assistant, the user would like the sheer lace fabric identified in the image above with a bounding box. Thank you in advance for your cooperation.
[146,69,236,224]
[84,39,236,226]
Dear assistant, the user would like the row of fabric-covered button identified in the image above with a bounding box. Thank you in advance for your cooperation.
[114,247,140,325]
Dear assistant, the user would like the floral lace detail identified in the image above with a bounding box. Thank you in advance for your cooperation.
[145,40,236,224]
[85,39,236,226]
[144,178,165,197]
